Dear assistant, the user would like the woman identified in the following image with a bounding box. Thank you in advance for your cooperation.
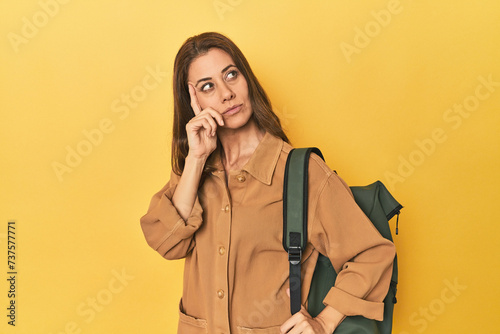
[140,32,395,334]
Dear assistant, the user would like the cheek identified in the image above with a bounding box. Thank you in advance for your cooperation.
[238,80,250,100]
[196,94,212,110]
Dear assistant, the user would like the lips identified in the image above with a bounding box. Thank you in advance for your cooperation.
[223,104,242,115]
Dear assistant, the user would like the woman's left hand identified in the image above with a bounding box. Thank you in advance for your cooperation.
[280,289,334,334]
[280,309,329,334]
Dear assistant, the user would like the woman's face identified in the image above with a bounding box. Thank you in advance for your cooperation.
[187,48,252,130]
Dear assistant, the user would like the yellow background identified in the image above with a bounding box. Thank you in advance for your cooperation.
[1,0,499,333]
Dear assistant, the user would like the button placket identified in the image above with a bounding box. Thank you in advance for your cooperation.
[214,174,231,332]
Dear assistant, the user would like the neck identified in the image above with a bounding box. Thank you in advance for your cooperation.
[218,119,265,172]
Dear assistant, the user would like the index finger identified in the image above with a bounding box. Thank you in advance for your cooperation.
[188,84,202,115]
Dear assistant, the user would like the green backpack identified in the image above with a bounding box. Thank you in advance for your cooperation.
[283,148,402,334]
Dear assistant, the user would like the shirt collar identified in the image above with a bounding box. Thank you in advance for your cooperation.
[209,132,284,185]
[242,132,283,185]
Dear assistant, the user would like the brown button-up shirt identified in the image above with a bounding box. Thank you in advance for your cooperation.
[140,133,395,334]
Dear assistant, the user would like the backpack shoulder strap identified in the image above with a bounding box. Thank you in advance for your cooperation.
[283,147,324,314]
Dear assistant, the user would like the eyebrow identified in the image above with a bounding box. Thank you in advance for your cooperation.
[195,64,237,87]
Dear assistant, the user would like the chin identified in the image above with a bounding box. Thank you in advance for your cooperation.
[223,112,254,131]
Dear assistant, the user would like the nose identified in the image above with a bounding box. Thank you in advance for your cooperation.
[220,82,235,102]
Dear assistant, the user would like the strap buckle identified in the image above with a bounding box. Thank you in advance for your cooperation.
[288,246,302,265]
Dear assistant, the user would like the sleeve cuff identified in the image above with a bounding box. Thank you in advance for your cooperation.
[141,183,203,255]
[323,287,385,321]
[158,186,204,239]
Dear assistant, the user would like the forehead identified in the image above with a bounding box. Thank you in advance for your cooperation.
[188,48,235,82]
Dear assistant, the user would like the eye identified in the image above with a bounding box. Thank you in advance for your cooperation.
[225,70,238,81]
[201,82,214,92]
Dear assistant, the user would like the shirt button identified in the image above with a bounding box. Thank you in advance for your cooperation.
[222,204,230,213]
[237,174,246,182]
[217,289,225,299]
[218,246,226,255]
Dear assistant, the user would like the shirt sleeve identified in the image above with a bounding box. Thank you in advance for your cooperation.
[140,171,204,260]
[309,171,396,321]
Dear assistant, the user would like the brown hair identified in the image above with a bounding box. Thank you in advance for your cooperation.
[171,32,289,175]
